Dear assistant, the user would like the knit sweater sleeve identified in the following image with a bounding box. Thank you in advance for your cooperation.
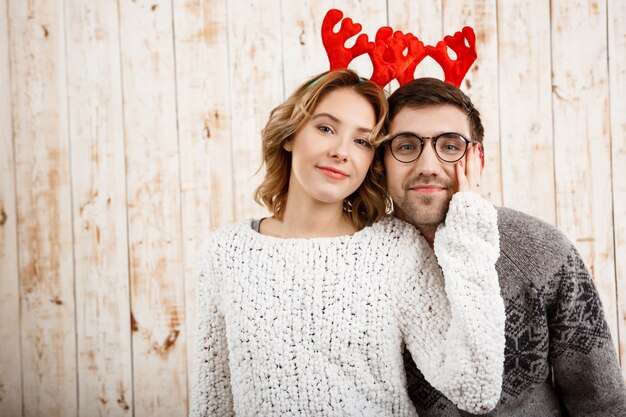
[396,192,505,414]
[189,236,234,417]
[547,244,626,416]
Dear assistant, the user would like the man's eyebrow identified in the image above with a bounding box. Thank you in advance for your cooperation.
[311,113,373,134]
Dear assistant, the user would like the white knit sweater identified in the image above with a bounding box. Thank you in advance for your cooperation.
[191,192,505,417]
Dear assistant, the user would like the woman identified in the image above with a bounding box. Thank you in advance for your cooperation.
[190,69,504,416]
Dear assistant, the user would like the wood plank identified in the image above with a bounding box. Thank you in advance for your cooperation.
[8,1,78,416]
[496,0,554,221]
[551,0,618,350]
[117,1,187,415]
[443,0,502,206]
[0,0,22,414]
[171,0,234,408]
[227,0,284,220]
[282,1,388,94]
[64,1,134,415]
[608,0,626,375]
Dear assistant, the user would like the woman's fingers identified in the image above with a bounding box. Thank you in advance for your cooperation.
[463,144,483,193]
[455,143,484,193]
[456,157,469,192]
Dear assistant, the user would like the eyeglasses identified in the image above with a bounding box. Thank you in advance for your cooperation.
[387,132,478,163]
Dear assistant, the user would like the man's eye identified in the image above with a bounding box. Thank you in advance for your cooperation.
[399,143,417,151]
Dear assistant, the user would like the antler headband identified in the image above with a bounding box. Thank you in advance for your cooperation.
[321,9,477,88]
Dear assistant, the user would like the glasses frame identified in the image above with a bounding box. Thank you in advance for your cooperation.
[386,132,478,164]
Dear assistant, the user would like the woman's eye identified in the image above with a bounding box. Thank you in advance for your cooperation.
[354,138,372,147]
[318,125,333,133]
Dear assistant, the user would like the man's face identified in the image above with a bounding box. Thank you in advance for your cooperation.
[384,104,470,228]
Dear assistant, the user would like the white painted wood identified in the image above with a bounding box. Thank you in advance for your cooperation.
[3,1,626,412]
[443,0,502,206]
[64,1,133,415]
[226,0,284,220]
[497,0,554,221]
[8,0,78,416]
[117,1,187,415]
[608,0,626,375]
[551,0,618,350]
[172,0,235,409]
[0,0,22,414]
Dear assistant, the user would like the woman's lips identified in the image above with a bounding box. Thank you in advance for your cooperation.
[317,166,349,179]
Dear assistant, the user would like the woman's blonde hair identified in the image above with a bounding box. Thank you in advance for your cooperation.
[254,69,390,230]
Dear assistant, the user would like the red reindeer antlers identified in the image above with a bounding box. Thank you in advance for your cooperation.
[321,9,373,70]
[320,9,477,88]
[426,26,477,87]
[368,27,427,88]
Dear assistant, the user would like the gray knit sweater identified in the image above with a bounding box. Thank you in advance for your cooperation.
[405,206,626,416]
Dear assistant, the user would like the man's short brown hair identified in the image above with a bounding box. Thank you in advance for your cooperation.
[387,77,484,143]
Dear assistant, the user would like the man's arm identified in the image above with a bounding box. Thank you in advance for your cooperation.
[548,246,626,416]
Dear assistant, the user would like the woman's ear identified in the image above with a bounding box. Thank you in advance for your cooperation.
[283,139,293,152]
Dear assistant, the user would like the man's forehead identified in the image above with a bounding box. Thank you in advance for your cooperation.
[389,104,470,134]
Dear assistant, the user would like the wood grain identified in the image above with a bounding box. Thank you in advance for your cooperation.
[65,1,134,415]
[551,0,618,349]
[497,0,555,222]
[8,0,78,415]
[118,1,187,415]
[227,0,283,220]
[0,0,22,414]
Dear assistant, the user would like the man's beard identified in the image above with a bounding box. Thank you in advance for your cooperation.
[394,193,451,227]
[391,176,454,228]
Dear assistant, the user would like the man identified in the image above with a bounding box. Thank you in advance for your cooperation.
[383,77,626,416]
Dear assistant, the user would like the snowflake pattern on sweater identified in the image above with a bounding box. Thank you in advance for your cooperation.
[190,192,505,417]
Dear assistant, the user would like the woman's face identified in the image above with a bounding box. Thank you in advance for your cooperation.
[283,87,377,206]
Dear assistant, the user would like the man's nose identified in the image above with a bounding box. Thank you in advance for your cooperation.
[413,143,441,175]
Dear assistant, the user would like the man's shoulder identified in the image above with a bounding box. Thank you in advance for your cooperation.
[496,206,574,256]
[494,206,584,296]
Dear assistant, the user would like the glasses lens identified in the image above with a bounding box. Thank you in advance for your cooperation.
[391,134,422,162]
[435,133,468,162]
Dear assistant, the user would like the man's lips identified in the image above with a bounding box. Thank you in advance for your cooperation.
[409,184,446,194]
[317,165,349,179]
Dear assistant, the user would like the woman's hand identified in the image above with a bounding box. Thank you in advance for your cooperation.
[455,143,483,193]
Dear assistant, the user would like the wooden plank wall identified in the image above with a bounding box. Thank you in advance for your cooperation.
[0,0,624,416]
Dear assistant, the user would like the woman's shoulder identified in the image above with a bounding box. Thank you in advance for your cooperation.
[371,215,425,241]
[199,219,254,254]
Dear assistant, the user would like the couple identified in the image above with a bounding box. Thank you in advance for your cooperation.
[191,70,626,416]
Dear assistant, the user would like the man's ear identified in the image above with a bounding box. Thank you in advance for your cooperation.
[283,139,293,152]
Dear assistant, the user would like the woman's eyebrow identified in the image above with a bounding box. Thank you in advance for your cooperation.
[311,112,339,123]
[311,113,372,134]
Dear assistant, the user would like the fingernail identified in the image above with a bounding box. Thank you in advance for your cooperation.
[459,160,463,167]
